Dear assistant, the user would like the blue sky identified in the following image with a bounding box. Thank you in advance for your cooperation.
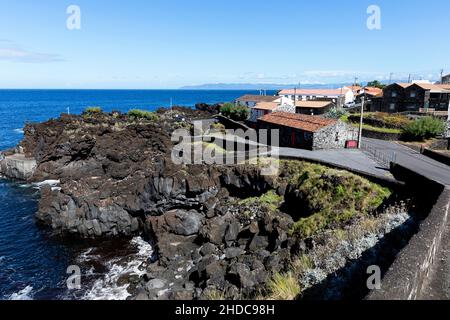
[0,0,449,89]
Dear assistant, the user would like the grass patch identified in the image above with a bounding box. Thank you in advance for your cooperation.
[278,161,391,238]
[350,123,402,134]
[205,290,226,300]
[292,255,315,275]
[266,272,301,300]
[239,190,283,215]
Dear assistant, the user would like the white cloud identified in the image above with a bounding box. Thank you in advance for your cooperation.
[0,44,63,63]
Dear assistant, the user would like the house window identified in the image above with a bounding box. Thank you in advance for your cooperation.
[410,92,416,98]
[389,103,396,111]
[392,92,397,98]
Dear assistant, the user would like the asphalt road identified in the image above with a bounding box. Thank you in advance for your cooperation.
[362,137,450,187]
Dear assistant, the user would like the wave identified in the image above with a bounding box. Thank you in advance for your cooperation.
[8,286,33,300]
[82,237,153,300]
[13,128,24,134]
[32,180,61,191]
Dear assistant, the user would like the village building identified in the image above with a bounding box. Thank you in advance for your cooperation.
[441,73,450,84]
[355,87,384,112]
[235,94,291,108]
[248,102,279,122]
[278,88,355,107]
[381,82,450,113]
[257,112,357,150]
[295,100,334,116]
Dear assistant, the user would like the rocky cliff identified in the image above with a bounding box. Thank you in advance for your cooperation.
[0,108,408,300]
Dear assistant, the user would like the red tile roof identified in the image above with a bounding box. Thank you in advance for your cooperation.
[258,112,337,133]
[359,87,383,97]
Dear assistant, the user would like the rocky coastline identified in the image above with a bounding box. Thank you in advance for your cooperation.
[0,107,420,300]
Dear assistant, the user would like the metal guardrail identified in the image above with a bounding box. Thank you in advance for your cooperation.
[360,142,397,168]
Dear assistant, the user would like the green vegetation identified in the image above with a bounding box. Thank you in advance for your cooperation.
[366,80,386,89]
[359,123,402,134]
[205,290,226,300]
[239,190,283,215]
[292,255,315,275]
[220,103,249,121]
[202,142,226,155]
[210,122,226,132]
[266,272,301,300]
[402,116,446,141]
[325,107,348,119]
[279,161,391,238]
[83,106,102,115]
[349,112,412,129]
[127,109,159,121]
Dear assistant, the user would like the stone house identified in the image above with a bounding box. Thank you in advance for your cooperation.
[257,112,357,150]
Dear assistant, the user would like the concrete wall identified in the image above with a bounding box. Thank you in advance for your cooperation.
[367,163,450,300]
[421,148,450,166]
[0,153,37,180]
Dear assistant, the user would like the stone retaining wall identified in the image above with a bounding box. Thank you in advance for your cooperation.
[367,163,450,300]
[362,128,401,141]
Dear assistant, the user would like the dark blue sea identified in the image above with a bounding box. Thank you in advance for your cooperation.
[0,89,268,300]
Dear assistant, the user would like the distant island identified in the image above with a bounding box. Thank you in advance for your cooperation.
[179,83,351,90]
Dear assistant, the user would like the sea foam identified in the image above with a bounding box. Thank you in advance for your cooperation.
[82,237,153,300]
[8,286,33,300]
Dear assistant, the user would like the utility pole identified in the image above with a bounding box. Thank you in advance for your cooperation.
[358,91,365,149]
[407,74,411,83]
[294,84,297,105]
[441,69,444,83]
[388,73,393,85]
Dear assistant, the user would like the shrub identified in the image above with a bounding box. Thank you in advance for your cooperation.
[127,109,159,121]
[325,107,348,119]
[205,290,226,300]
[83,106,102,114]
[210,122,226,132]
[266,272,301,300]
[366,80,386,89]
[402,116,446,141]
[220,103,249,121]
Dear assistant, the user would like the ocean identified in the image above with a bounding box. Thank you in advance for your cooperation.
[0,89,269,300]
